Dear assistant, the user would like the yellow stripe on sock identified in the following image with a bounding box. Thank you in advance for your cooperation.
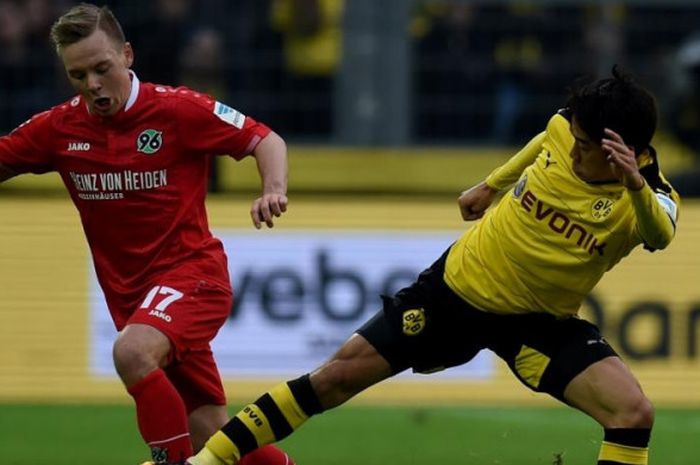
[269,382,309,429]
[598,441,649,465]
[235,404,276,446]
[205,431,240,465]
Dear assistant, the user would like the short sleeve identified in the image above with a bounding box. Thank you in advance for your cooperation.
[171,90,271,160]
[0,110,55,174]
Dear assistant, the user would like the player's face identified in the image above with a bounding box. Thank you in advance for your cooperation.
[569,118,616,183]
[60,29,134,117]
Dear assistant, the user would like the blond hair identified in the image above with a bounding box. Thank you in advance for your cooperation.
[50,3,125,52]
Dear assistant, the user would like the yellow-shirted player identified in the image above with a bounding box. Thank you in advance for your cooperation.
[187,68,678,465]
[446,107,678,318]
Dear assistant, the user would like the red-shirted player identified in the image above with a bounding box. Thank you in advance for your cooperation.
[0,4,295,465]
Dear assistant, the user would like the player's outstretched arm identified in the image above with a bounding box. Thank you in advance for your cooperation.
[458,130,545,221]
[250,131,288,229]
[484,130,545,191]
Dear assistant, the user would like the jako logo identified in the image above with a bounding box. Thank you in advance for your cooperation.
[148,309,172,322]
[68,142,90,151]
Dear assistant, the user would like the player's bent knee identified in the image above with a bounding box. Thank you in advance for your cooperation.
[608,393,655,429]
[112,338,162,383]
[629,395,655,428]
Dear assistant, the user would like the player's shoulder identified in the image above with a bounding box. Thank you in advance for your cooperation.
[143,82,216,110]
[547,108,572,136]
[10,96,82,135]
[143,82,248,128]
[48,95,93,122]
[540,109,573,155]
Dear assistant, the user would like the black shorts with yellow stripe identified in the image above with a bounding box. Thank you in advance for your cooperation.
[356,249,618,402]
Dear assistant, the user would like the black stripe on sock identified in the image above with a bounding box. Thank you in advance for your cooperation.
[599,461,623,465]
[287,374,324,415]
[256,393,293,440]
[221,416,258,457]
[604,428,651,448]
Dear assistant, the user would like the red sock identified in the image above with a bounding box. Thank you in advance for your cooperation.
[239,445,295,465]
[127,369,193,463]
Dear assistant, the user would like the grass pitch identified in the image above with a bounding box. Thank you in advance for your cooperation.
[1,404,698,465]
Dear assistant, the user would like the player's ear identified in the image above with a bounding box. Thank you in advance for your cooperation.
[123,42,134,68]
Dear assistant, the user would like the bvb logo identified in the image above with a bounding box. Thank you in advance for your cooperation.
[402,308,426,336]
[591,197,615,221]
[137,129,163,154]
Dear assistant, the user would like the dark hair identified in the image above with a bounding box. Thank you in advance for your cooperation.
[50,3,125,52]
[566,66,657,154]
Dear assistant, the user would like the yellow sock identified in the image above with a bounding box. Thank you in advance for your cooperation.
[195,374,323,463]
[187,443,233,465]
[598,441,648,464]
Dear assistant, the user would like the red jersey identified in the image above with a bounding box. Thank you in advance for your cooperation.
[0,74,270,329]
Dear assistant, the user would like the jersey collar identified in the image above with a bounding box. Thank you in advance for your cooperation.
[123,70,140,113]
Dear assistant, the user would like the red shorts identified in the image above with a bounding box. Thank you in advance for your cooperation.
[127,275,232,412]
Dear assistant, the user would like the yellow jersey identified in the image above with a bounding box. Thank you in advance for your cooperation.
[444,111,679,317]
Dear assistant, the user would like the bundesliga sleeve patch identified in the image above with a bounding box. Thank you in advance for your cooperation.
[655,192,678,224]
[214,101,246,129]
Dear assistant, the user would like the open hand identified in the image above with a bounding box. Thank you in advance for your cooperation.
[601,128,644,190]
[250,192,288,229]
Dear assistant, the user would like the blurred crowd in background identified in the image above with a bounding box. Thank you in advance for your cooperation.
[3,0,700,192]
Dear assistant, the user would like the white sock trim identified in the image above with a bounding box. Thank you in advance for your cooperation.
[147,432,191,446]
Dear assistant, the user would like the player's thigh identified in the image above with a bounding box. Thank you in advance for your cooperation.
[127,276,232,361]
[132,277,231,412]
[356,273,487,376]
[335,249,487,402]
[563,356,653,428]
[490,314,618,402]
